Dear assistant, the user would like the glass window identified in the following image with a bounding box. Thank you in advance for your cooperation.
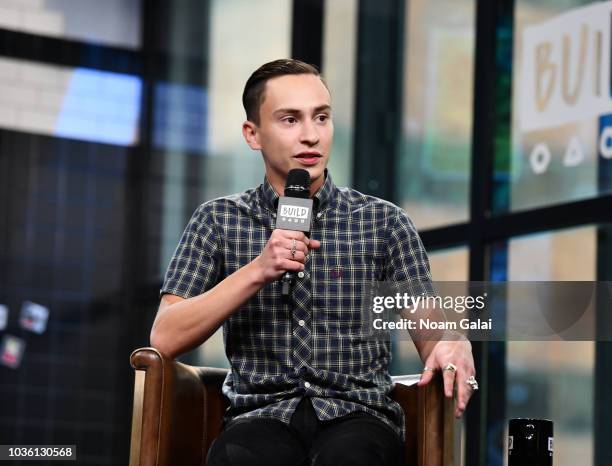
[511,0,611,211]
[399,0,475,230]
[429,246,469,281]
[205,0,291,194]
[0,57,142,146]
[505,226,596,466]
[149,0,293,366]
[153,82,208,154]
[392,246,469,466]
[0,129,132,464]
[157,0,292,277]
[391,246,469,374]
[0,0,141,49]
[322,0,358,187]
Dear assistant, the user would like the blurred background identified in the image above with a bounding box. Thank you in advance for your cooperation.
[0,0,611,465]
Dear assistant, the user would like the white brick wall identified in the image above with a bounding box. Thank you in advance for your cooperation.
[0,57,141,146]
[0,0,140,49]
[17,109,57,133]
[0,106,16,127]
[0,5,21,30]
[22,9,65,36]
[0,0,61,35]
[0,83,38,106]
[0,59,19,79]
[19,61,66,87]
[39,90,66,110]
[0,0,45,9]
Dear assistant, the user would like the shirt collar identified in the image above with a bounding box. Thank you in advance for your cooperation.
[312,169,335,211]
[260,169,337,212]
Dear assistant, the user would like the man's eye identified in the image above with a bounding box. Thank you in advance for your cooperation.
[283,117,297,124]
[317,114,329,122]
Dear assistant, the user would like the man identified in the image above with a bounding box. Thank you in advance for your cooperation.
[151,59,476,466]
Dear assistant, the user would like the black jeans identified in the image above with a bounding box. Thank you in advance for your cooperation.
[206,397,404,466]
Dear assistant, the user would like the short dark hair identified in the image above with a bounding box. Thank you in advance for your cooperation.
[242,58,327,125]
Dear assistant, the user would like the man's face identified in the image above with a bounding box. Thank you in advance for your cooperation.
[243,73,333,194]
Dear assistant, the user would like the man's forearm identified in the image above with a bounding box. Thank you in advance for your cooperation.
[413,339,438,362]
[404,304,468,362]
[150,258,266,358]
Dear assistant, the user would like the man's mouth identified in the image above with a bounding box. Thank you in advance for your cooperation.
[294,152,322,165]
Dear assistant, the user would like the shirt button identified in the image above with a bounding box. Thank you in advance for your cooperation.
[297,271,305,278]
[304,381,311,388]
[316,212,323,219]
[298,319,305,327]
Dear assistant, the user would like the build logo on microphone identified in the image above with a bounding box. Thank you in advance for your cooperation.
[275,196,313,232]
[280,205,308,224]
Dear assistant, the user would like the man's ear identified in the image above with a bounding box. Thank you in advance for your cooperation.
[242,120,261,150]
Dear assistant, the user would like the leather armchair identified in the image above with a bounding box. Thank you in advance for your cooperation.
[129,347,454,466]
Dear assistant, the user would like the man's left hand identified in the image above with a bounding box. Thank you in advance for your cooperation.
[416,337,476,419]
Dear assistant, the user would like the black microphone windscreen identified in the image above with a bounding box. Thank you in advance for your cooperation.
[284,169,310,198]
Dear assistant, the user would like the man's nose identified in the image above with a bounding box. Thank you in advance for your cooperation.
[300,120,319,145]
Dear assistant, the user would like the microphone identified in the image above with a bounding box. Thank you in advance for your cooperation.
[276,169,314,297]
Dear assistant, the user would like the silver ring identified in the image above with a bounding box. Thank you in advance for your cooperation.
[443,363,457,373]
[466,376,479,391]
[290,239,297,259]
[423,366,435,372]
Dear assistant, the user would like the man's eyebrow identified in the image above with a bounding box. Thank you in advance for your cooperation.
[272,105,332,116]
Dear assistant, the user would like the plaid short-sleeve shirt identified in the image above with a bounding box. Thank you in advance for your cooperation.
[160,171,434,440]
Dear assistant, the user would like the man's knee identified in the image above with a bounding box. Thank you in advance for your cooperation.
[309,418,404,466]
[206,438,260,466]
[311,445,402,466]
[206,417,306,466]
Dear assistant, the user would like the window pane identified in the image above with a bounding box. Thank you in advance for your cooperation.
[156,0,291,277]
[399,0,475,230]
[0,130,133,465]
[505,226,596,466]
[0,0,141,49]
[205,0,291,195]
[153,82,208,154]
[391,246,469,375]
[149,0,293,366]
[429,247,469,281]
[322,0,358,187]
[392,246,468,466]
[511,1,612,211]
[0,57,142,146]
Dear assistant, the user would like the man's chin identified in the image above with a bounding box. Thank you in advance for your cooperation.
[282,160,327,187]
[292,164,325,179]
[310,169,327,186]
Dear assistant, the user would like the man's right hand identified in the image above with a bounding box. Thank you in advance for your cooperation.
[152,234,320,359]
[253,230,321,284]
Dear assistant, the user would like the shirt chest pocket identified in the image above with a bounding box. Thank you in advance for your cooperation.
[321,240,385,282]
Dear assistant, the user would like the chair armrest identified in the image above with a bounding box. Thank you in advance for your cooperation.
[391,372,454,466]
[129,347,228,466]
[193,366,229,453]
